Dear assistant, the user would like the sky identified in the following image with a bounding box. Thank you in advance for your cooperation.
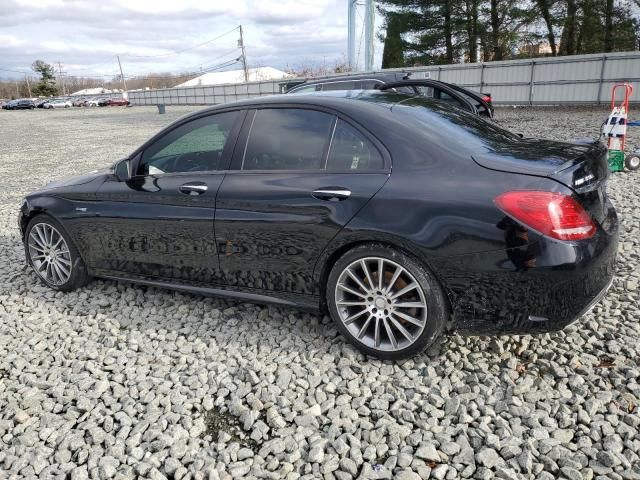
[0,0,384,80]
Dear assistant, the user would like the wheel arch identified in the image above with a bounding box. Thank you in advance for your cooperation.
[315,236,452,315]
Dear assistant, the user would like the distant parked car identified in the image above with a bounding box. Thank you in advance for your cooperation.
[88,98,108,107]
[2,100,18,110]
[36,99,52,108]
[105,97,130,107]
[7,99,36,110]
[44,99,72,109]
[72,98,89,107]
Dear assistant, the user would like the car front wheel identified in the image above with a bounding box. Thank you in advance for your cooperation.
[25,215,90,291]
[327,244,448,360]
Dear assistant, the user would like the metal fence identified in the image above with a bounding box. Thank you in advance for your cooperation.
[128,79,285,107]
[128,51,640,107]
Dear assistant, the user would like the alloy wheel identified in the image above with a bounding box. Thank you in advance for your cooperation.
[335,257,428,352]
[28,223,72,286]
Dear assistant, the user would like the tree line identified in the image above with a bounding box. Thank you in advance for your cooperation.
[380,0,640,67]
[0,60,201,100]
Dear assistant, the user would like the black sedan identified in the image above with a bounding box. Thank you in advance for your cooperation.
[19,91,618,359]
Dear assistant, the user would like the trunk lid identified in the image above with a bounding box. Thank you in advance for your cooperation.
[473,139,611,225]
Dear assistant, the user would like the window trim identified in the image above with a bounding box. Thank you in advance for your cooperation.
[131,109,246,178]
[227,105,391,174]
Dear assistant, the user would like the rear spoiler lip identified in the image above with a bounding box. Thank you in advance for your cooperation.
[471,141,608,190]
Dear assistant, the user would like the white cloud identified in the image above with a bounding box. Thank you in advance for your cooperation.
[0,34,22,48]
[0,0,383,79]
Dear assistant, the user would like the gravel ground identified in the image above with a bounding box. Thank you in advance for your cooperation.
[0,105,639,480]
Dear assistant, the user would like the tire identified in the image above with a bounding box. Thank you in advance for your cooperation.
[626,154,640,171]
[24,215,91,291]
[326,243,448,360]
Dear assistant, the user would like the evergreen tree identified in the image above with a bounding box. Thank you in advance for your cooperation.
[378,0,640,66]
[382,13,407,67]
[31,60,58,97]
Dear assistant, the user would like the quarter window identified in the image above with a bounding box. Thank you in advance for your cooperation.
[242,109,334,170]
[326,119,384,171]
[137,111,238,175]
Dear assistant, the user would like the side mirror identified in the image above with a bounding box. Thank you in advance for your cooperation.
[114,159,132,182]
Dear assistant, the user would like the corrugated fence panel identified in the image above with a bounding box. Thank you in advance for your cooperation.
[535,83,600,103]
[599,80,640,103]
[604,56,640,80]
[534,58,601,82]
[127,51,640,106]
[438,66,481,86]
[484,62,531,85]
[487,85,531,103]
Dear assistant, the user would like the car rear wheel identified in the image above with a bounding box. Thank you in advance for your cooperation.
[25,215,90,291]
[327,244,447,360]
[626,154,640,171]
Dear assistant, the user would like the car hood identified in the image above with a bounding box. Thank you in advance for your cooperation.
[42,167,110,190]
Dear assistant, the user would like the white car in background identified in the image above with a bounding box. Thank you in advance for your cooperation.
[44,99,72,109]
[87,98,107,107]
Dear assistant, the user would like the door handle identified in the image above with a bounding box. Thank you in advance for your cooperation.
[312,188,351,201]
[179,183,208,195]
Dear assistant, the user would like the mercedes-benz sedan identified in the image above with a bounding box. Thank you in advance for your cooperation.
[19,91,618,359]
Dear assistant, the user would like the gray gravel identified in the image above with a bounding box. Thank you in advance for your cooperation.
[0,105,639,479]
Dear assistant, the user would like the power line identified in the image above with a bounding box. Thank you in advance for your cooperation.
[0,67,31,74]
[57,61,67,95]
[116,55,127,91]
[185,47,240,71]
[239,24,249,82]
[123,25,240,59]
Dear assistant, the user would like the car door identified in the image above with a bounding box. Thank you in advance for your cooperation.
[90,109,244,285]
[214,106,390,296]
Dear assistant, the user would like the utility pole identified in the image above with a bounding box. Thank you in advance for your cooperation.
[238,25,249,83]
[57,61,66,95]
[117,55,128,93]
[364,0,375,71]
[25,74,32,98]
[348,0,357,71]
[15,80,19,98]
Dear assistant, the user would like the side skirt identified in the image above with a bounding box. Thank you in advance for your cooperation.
[95,273,320,312]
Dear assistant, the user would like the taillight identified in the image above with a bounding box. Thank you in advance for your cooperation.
[495,191,596,241]
[482,95,492,103]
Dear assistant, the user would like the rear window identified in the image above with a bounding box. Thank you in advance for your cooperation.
[392,97,519,148]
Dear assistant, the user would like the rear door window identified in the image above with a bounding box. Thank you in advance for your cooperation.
[242,109,334,170]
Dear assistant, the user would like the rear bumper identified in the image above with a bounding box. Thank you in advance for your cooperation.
[433,213,619,335]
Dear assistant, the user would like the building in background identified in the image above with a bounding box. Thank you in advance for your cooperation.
[176,67,291,87]
[69,87,122,96]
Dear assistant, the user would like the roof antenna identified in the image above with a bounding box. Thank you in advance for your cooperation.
[402,71,412,80]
